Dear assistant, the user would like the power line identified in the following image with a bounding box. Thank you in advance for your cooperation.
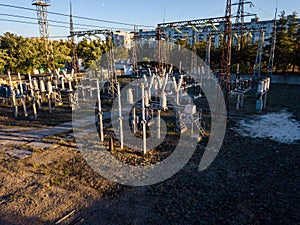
[0,18,69,29]
[0,12,132,30]
[0,17,134,34]
[0,3,155,28]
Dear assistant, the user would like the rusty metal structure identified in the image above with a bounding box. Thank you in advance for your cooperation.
[232,0,255,79]
[232,0,255,48]
[131,25,138,75]
[220,0,232,112]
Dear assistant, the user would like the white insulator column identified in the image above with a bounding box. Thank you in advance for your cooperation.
[156,109,161,139]
[141,83,147,154]
[127,88,134,104]
[61,77,65,90]
[8,72,18,118]
[28,73,33,89]
[47,80,53,93]
[68,79,73,91]
[132,106,137,134]
[117,83,124,149]
[161,92,167,111]
[39,78,46,93]
[97,78,104,142]
[47,79,53,113]
[33,78,39,91]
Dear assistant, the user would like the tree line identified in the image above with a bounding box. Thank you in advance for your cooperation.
[0,11,299,74]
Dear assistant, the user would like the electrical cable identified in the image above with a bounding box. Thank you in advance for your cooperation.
[0,3,155,28]
[0,12,134,30]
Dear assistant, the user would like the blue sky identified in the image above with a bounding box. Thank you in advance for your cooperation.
[0,0,299,38]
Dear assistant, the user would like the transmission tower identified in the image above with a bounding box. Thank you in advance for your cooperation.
[267,8,278,75]
[69,0,77,71]
[32,0,51,70]
[191,35,197,74]
[220,0,232,112]
[233,1,254,46]
[132,25,138,76]
[32,0,51,39]
[233,0,255,78]
[107,31,118,97]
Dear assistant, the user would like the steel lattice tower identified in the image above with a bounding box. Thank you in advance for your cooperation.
[233,1,255,46]
[220,0,232,112]
[32,0,51,39]
[70,0,77,70]
[267,8,278,75]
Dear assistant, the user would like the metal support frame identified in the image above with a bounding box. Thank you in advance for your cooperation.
[205,33,212,68]
[253,28,264,77]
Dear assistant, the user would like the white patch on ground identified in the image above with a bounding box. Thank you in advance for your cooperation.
[232,110,300,144]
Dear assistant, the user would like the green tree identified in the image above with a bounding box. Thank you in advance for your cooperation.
[275,11,297,73]
[51,40,71,69]
[77,39,103,68]
[287,12,299,72]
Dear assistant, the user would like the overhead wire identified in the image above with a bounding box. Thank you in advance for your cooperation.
[0,3,155,28]
[0,18,69,28]
[0,12,134,30]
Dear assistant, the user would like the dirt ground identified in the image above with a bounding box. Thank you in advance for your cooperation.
[0,84,299,225]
